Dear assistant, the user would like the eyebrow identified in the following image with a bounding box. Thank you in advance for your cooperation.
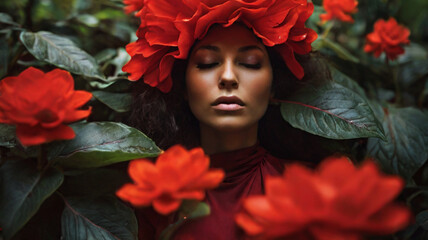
[194,45,264,53]
[238,45,264,53]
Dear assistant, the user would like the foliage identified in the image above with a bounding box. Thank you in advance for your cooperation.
[0,0,427,239]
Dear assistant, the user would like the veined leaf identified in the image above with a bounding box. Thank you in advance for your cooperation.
[52,122,161,169]
[367,106,428,180]
[280,82,385,140]
[0,159,64,240]
[61,196,138,240]
[19,31,105,80]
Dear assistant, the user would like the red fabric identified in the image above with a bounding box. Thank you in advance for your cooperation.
[137,144,286,240]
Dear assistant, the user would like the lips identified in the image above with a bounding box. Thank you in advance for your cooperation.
[211,96,245,111]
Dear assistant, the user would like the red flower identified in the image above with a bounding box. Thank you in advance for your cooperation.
[0,67,92,146]
[123,0,146,14]
[116,145,225,215]
[236,156,412,240]
[122,0,317,92]
[320,0,358,23]
[364,17,410,60]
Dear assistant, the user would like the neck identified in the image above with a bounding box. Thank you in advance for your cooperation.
[199,124,258,155]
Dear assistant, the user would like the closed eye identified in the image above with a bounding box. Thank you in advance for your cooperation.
[196,63,219,69]
[239,63,262,69]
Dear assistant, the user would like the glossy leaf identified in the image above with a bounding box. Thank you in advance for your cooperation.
[0,159,64,240]
[52,122,161,169]
[280,82,385,140]
[61,196,138,240]
[92,91,132,113]
[329,66,367,98]
[159,200,210,240]
[19,31,105,80]
[367,106,428,180]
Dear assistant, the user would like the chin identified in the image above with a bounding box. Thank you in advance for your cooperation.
[209,119,256,132]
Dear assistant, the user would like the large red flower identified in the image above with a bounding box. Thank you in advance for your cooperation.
[123,0,146,14]
[364,17,410,61]
[236,156,412,240]
[320,0,358,23]
[0,67,92,146]
[122,0,317,92]
[116,145,225,215]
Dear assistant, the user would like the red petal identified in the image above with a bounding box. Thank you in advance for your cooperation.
[16,124,75,146]
[275,44,304,79]
[116,184,158,206]
[153,196,181,215]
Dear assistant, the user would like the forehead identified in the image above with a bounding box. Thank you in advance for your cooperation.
[193,24,264,49]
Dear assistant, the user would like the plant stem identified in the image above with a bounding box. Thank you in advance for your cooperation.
[322,21,335,39]
[386,58,402,105]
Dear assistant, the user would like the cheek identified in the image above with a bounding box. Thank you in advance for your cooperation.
[244,70,273,107]
[185,70,216,114]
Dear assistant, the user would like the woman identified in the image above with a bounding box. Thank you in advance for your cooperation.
[124,0,321,238]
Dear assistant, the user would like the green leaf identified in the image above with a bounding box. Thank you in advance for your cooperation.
[367,106,428,180]
[329,67,367,99]
[280,82,385,140]
[159,200,210,240]
[75,14,99,27]
[0,35,9,79]
[61,196,138,240]
[416,210,428,230]
[92,91,132,113]
[19,31,105,80]
[0,13,20,27]
[0,159,64,240]
[52,122,161,169]
[0,123,16,148]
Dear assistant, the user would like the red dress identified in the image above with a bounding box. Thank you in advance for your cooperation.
[137,143,286,240]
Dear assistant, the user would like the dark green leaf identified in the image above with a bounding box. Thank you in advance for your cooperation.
[52,122,161,169]
[0,13,20,27]
[0,159,64,240]
[61,196,138,240]
[19,31,105,80]
[94,48,117,64]
[280,82,385,140]
[0,123,16,148]
[0,35,8,78]
[329,67,367,98]
[92,91,132,113]
[416,210,428,230]
[75,14,99,27]
[367,106,428,180]
[398,59,428,87]
[109,48,130,76]
[159,200,210,240]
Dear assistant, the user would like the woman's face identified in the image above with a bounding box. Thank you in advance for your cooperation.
[186,24,273,132]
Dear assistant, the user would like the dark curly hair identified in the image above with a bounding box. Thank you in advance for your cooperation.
[127,39,332,161]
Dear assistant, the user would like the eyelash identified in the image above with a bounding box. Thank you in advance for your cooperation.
[196,63,261,70]
[196,63,219,69]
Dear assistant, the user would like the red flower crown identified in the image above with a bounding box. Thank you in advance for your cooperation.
[123,0,318,93]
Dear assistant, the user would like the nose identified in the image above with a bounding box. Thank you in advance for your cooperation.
[219,60,238,89]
